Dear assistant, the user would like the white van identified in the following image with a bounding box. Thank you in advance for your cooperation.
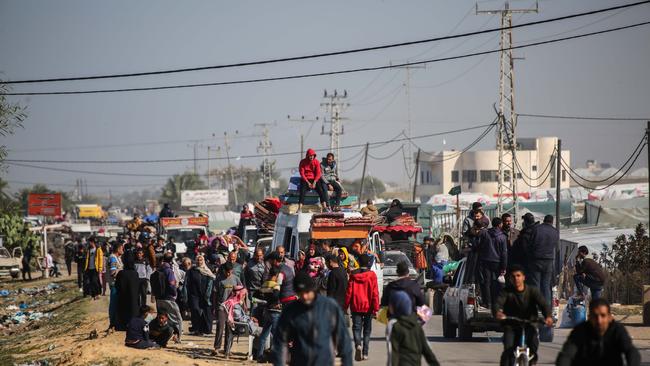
[271,211,383,294]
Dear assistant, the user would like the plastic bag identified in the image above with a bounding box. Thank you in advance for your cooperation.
[377,307,389,325]
[417,305,433,324]
[443,261,460,274]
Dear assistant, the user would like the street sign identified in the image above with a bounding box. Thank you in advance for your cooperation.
[448,186,462,196]
[27,193,62,216]
[180,190,229,207]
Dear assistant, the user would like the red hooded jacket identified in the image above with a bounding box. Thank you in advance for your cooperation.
[345,269,380,314]
[298,148,322,182]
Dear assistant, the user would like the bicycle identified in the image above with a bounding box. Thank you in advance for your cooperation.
[500,316,547,366]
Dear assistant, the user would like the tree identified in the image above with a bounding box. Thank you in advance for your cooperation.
[595,223,650,304]
[0,178,18,213]
[341,176,386,199]
[160,172,207,209]
[0,213,39,250]
[0,84,27,169]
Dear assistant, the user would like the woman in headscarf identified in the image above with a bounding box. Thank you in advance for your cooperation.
[338,247,359,271]
[186,254,216,336]
[295,250,306,272]
[115,255,141,331]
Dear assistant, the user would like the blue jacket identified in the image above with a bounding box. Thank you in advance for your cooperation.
[273,295,352,366]
[530,223,558,260]
[477,227,508,271]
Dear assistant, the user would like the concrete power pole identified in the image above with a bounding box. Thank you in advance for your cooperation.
[477,1,538,219]
[224,131,239,207]
[321,89,349,173]
[255,123,275,198]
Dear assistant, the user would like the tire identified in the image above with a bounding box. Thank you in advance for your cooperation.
[515,353,529,366]
[442,304,457,339]
[433,291,443,315]
[539,325,554,343]
[458,305,473,341]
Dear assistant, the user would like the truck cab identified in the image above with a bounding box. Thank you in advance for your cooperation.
[161,216,210,258]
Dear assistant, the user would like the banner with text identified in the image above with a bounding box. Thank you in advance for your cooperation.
[181,189,229,207]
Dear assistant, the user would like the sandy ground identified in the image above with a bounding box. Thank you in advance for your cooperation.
[1,274,255,366]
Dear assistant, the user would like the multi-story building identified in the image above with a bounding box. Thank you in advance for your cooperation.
[415,137,571,200]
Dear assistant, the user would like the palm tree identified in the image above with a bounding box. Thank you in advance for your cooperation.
[160,172,207,209]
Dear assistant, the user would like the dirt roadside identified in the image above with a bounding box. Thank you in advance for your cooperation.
[1,276,255,366]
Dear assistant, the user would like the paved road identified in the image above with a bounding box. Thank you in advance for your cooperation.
[357,315,650,365]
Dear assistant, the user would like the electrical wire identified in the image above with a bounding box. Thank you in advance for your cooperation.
[514,153,557,188]
[368,144,405,160]
[5,162,174,177]
[5,180,165,188]
[560,136,646,183]
[340,153,366,173]
[517,113,649,121]
[6,0,648,85]
[5,20,650,96]
[561,143,646,191]
[514,147,557,181]
[5,123,496,164]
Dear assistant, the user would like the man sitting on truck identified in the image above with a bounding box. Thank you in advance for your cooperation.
[495,265,553,366]
[320,153,343,211]
[297,148,329,213]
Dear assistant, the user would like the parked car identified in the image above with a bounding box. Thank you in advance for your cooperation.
[0,247,23,279]
[442,257,558,342]
[381,250,419,287]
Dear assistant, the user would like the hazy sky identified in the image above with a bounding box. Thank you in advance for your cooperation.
[1,0,649,194]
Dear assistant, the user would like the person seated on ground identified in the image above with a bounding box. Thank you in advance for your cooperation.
[574,245,607,300]
[148,312,175,348]
[320,153,343,211]
[382,199,404,223]
[298,148,328,212]
[125,305,158,349]
[360,199,379,218]
[556,298,640,366]
[495,265,552,366]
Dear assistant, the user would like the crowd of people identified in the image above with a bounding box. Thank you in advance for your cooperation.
[53,195,640,366]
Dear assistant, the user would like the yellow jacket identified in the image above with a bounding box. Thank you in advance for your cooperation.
[84,247,104,272]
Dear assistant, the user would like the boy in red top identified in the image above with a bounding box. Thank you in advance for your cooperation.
[345,254,380,361]
[298,148,329,212]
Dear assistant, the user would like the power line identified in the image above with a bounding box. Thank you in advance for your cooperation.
[6,162,173,177]
[368,144,405,160]
[517,113,650,121]
[5,0,648,85]
[5,180,165,188]
[515,147,557,181]
[561,143,647,190]
[4,20,650,96]
[514,152,557,188]
[560,135,647,183]
[5,123,496,164]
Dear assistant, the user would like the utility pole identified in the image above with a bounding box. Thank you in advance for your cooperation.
[224,131,239,207]
[477,1,538,219]
[647,122,649,229]
[394,63,426,188]
[412,148,421,202]
[556,139,561,229]
[287,115,319,159]
[255,123,275,198]
[321,89,349,172]
[358,143,370,208]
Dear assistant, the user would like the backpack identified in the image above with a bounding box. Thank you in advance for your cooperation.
[150,270,167,299]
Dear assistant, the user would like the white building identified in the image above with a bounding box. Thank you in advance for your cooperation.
[415,137,571,200]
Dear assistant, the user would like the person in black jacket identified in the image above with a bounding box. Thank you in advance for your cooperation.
[476,217,508,310]
[556,299,640,366]
[510,213,536,272]
[496,265,553,366]
[325,254,348,309]
[527,214,558,308]
[574,246,607,300]
[125,305,158,349]
[272,272,352,366]
[380,261,424,315]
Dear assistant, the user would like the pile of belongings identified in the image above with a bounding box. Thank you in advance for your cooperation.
[343,217,374,227]
[311,212,345,228]
[392,213,418,227]
[254,198,281,230]
[285,173,350,201]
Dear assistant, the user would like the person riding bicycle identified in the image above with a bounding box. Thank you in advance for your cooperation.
[495,265,553,366]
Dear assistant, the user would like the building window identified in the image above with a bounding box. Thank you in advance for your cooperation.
[451,170,459,183]
[562,170,567,182]
[462,170,477,183]
[532,165,537,172]
[516,173,522,179]
[426,171,431,184]
[480,170,498,182]
[420,171,425,184]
